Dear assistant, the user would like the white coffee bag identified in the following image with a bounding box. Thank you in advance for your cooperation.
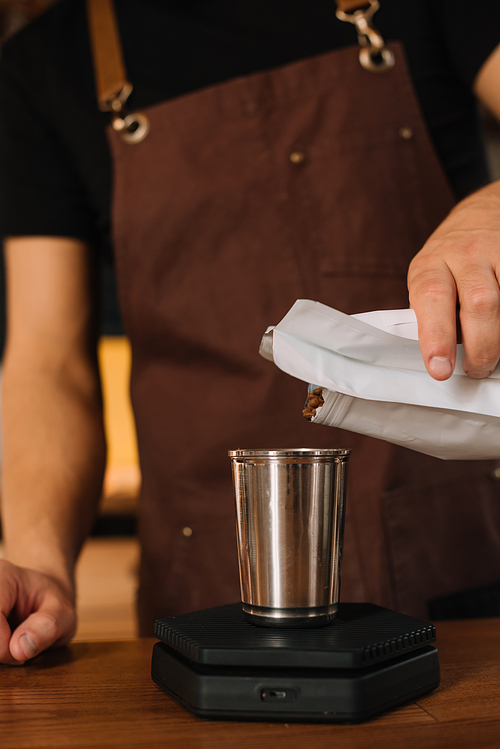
[262,300,500,460]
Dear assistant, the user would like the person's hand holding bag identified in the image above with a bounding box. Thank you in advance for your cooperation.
[409,43,500,383]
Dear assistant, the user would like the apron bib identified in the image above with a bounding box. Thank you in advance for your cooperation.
[89,3,500,633]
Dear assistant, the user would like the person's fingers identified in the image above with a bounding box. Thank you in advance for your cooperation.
[9,612,57,663]
[458,266,500,378]
[0,561,76,665]
[8,594,77,664]
[408,260,457,380]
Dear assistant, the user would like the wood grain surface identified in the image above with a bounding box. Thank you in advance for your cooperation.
[1,618,500,749]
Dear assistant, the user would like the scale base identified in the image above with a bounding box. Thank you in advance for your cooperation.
[151,602,440,723]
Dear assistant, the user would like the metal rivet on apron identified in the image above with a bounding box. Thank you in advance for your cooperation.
[490,467,500,482]
[398,126,414,140]
[182,526,193,537]
[289,151,306,164]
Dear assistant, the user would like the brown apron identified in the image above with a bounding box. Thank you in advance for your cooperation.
[89,1,500,633]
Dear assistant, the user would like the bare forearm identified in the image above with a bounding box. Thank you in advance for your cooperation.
[0,236,107,663]
[430,179,500,234]
[1,358,106,596]
[1,236,106,597]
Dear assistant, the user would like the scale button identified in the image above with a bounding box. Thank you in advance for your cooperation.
[261,688,297,703]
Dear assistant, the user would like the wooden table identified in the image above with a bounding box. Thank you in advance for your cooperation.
[1,618,500,749]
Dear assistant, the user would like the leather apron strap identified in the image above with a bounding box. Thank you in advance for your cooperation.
[86,0,149,142]
[86,0,129,110]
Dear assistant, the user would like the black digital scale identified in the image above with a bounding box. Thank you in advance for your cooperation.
[151,602,439,723]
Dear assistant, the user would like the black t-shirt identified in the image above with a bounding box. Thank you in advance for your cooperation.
[0,0,499,262]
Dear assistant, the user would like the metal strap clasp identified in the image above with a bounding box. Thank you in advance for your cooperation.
[108,96,150,145]
[336,0,395,73]
[99,82,149,145]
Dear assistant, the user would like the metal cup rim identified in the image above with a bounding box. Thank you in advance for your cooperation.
[228,448,351,459]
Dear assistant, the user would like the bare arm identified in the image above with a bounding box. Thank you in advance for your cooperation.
[0,237,106,664]
[408,42,500,380]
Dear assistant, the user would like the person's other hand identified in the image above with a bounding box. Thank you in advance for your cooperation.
[408,183,500,381]
[0,560,76,665]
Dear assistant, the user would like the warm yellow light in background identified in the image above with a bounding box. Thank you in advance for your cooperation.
[97,336,141,510]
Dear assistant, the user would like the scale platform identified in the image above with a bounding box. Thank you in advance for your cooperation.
[151,602,439,723]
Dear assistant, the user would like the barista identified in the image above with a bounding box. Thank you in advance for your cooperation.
[1,0,500,665]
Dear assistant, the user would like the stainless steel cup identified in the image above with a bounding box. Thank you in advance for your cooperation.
[229,448,351,627]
